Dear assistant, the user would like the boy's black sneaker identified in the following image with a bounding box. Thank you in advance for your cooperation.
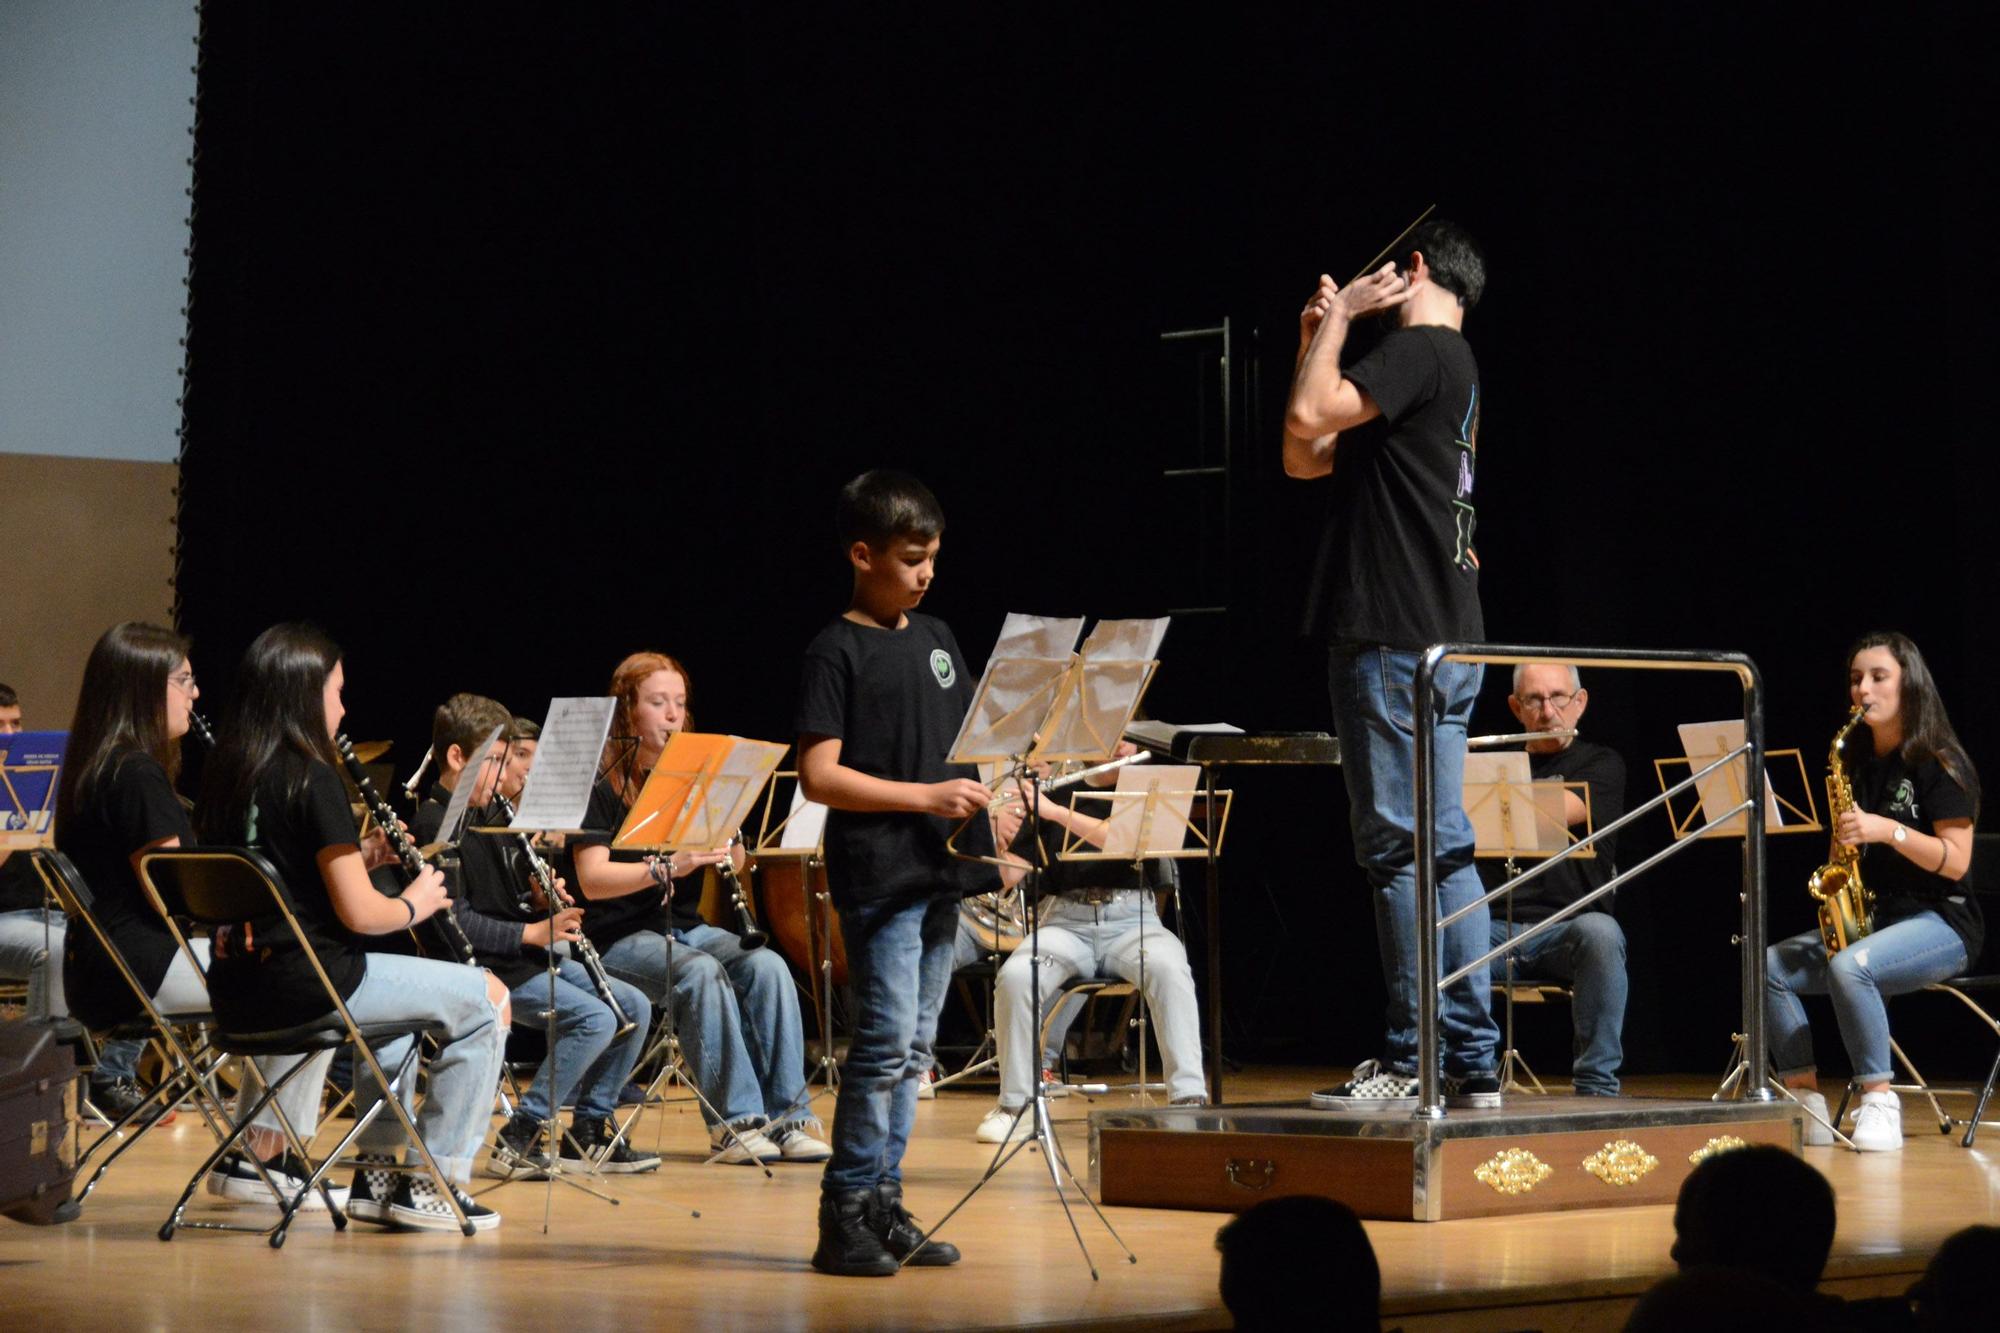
[345,1154,399,1224]
[870,1181,959,1267]
[387,1175,500,1232]
[811,1189,899,1277]
[485,1111,550,1180]
[1444,1073,1503,1109]
[565,1116,661,1174]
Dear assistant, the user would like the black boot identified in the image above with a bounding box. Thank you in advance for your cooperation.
[811,1189,899,1276]
[871,1181,960,1267]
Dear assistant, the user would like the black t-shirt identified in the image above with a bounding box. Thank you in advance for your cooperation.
[0,849,45,913]
[205,756,370,1031]
[1477,740,1626,924]
[574,777,703,951]
[794,612,996,910]
[1009,784,1161,897]
[1851,750,1982,962]
[414,788,543,990]
[57,752,193,1029]
[1302,325,1484,649]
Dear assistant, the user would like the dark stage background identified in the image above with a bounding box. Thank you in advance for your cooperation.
[177,6,1997,1080]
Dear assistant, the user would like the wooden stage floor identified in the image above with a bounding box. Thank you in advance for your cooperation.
[3,1069,1994,1331]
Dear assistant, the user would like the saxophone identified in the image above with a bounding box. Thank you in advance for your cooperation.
[1807,706,1876,955]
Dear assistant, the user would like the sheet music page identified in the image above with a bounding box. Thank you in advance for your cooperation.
[991,612,1084,662]
[510,697,615,831]
[1087,764,1199,857]
[688,737,787,846]
[778,781,828,852]
[948,648,1072,764]
[1079,616,1169,663]
[0,730,67,848]
[1463,752,1539,854]
[1039,658,1155,760]
[1677,719,1783,836]
[433,724,503,846]
[618,731,732,848]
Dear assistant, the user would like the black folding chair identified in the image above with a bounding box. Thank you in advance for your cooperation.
[30,850,250,1210]
[139,847,475,1244]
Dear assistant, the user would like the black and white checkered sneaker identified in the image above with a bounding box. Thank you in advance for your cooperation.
[1311,1058,1420,1110]
[344,1154,399,1224]
[387,1175,500,1232]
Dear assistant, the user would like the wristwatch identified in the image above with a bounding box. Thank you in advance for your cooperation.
[1892,824,1907,844]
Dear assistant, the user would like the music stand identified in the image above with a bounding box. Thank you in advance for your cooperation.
[609,733,788,1171]
[751,774,839,1097]
[1465,754,1590,1095]
[1,731,66,1032]
[1660,722,1854,1146]
[917,614,1169,1279]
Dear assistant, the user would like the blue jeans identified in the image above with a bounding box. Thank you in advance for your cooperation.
[1327,643,1499,1078]
[602,922,810,1129]
[507,958,652,1123]
[0,908,65,1021]
[1491,912,1627,1094]
[1766,912,1968,1084]
[343,953,506,1183]
[822,892,958,1196]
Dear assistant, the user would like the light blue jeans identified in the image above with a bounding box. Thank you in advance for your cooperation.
[603,922,810,1129]
[995,892,1205,1107]
[342,953,506,1183]
[508,958,651,1123]
[0,908,64,1020]
[1328,643,1499,1078]
[823,893,958,1196]
[953,909,1073,1067]
[1766,912,1968,1084]
[1491,912,1627,1094]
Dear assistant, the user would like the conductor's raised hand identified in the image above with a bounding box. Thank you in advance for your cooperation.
[927,778,994,819]
[1335,262,1412,320]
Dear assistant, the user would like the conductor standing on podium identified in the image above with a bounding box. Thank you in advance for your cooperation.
[1281,218,1501,1110]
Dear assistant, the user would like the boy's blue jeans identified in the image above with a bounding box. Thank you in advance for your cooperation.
[821,891,958,1196]
[1327,643,1500,1078]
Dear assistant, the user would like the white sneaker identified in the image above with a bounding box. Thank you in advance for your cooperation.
[975,1104,1033,1144]
[916,1067,939,1100]
[766,1121,833,1162]
[707,1122,779,1165]
[1793,1090,1836,1146]
[204,1150,351,1211]
[1850,1090,1904,1152]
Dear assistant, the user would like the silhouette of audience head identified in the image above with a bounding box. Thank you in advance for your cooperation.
[1624,1265,1800,1330]
[1216,1194,1379,1331]
[1912,1223,2000,1330]
[1670,1145,1835,1292]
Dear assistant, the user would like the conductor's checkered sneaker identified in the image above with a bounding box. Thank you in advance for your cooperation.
[1311,1058,1419,1110]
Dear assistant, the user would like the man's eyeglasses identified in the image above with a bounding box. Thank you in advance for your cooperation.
[169,671,198,692]
[1514,691,1576,712]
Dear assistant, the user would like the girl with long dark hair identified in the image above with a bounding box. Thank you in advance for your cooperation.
[197,623,505,1230]
[1767,631,1982,1151]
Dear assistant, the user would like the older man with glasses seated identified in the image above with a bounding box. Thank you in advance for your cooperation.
[1480,662,1629,1096]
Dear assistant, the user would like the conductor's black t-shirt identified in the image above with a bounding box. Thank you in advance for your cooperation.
[1302,324,1484,649]
[205,756,370,1032]
[57,751,193,1029]
[1852,750,1982,963]
[794,612,997,909]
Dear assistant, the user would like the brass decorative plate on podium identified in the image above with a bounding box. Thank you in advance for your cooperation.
[1089,1097,1800,1221]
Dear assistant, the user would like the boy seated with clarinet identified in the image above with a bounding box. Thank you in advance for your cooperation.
[410,693,657,1177]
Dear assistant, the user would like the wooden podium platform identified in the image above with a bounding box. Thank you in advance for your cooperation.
[1089,1094,1803,1221]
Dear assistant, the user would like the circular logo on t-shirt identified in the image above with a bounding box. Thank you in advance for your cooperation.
[929,649,956,688]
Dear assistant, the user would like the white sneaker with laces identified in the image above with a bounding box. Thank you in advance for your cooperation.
[1794,1090,1836,1146]
[707,1123,780,1165]
[975,1104,1034,1144]
[1850,1090,1903,1152]
[766,1121,833,1161]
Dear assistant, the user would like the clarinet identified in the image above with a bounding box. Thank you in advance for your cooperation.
[333,733,477,964]
[495,794,635,1038]
[714,834,767,950]
[188,711,217,747]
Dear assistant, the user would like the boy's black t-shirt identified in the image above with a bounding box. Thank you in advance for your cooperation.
[1302,324,1484,650]
[573,776,703,952]
[794,612,997,910]
[56,751,193,1029]
[413,788,544,990]
[1476,741,1626,924]
[205,756,370,1032]
[1851,750,1982,963]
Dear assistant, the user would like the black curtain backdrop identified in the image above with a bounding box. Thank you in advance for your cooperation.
[178,6,1998,1078]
